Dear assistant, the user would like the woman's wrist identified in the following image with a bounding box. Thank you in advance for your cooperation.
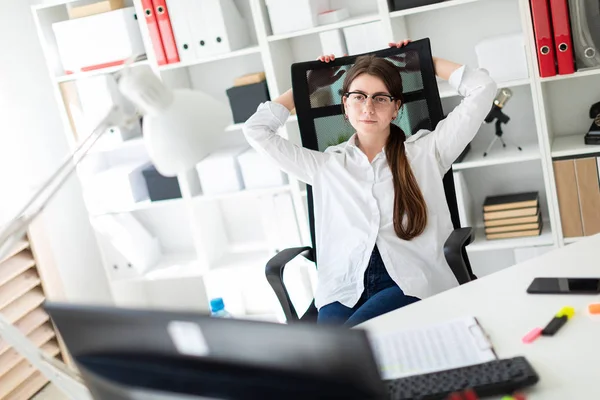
[432,57,463,81]
[274,88,295,112]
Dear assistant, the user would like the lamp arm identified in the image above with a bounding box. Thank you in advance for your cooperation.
[0,104,138,399]
[0,106,134,260]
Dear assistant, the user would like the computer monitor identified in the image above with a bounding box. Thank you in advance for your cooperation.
[44,302,387,400]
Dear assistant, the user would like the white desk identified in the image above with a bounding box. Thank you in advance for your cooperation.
[360,234,600,399]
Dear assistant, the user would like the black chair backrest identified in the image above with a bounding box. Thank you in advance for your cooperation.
[290,39,461,255]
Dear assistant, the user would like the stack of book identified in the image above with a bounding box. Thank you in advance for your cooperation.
[483,192,542,240]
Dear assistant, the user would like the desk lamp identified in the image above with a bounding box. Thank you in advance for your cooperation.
[0,62,230,398]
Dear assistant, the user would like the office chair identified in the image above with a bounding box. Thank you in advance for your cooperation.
[266,39,476,323]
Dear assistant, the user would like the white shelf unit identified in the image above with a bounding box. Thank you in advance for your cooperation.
[29,0,600,315]
[551,134,600,158]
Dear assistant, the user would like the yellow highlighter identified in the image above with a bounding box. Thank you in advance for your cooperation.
[542,306,575,336]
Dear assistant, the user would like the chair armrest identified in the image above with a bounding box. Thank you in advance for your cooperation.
[444,227,475,285]
[266,246,314,322]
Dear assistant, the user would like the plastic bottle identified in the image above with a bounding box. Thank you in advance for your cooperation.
[210,297,233,318]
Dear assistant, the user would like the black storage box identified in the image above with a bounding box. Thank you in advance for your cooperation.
[389,0,446,11]
[142,165,182,202]
[226,81,271,124]
[584,131,600,145]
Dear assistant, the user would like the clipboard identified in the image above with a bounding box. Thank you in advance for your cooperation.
[368,316,497,380]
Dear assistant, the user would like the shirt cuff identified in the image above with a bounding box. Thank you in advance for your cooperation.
[447,65,466,91]
[266,101,291,126]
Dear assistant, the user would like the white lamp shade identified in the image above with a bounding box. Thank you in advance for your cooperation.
[143,89,230,177]
[119,65,230,177]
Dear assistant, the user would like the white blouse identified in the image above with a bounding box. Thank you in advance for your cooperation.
[243,65,497,310]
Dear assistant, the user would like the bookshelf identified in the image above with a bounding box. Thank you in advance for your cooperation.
[29,0,600,318]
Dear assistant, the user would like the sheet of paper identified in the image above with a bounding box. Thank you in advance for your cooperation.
[368,316,496,380]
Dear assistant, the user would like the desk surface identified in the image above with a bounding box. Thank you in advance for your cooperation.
[360,234,600,399]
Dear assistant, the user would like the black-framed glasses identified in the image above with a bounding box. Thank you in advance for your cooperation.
[344,91,395,108]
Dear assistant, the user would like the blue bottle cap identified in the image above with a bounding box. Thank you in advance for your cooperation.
[210,297,225,313]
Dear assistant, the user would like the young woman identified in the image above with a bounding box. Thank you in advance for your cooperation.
[243,40,497,327]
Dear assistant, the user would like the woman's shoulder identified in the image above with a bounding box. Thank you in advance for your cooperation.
[405,129,434,145]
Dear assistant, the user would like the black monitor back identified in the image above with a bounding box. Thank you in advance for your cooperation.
[44,301,386,400]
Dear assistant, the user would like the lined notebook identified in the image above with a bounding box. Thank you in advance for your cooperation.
[368,316,496,380]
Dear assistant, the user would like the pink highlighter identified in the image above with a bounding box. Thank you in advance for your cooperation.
[522,327,543,344]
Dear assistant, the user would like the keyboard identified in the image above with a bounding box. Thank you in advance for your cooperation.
[387,356,539,400]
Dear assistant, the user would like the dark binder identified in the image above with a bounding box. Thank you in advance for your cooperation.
[568,0,600,70]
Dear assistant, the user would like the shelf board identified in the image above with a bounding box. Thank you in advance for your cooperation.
[142,252,202,280]
[438,77,530,99]
[159,46,262,72]
[135,248,275,280]
[468,222,553,252]
[452,141,540,170]
[195,185,292,202]
[90,196,185,216]
[5,371,49,400]
[0,239,29,264]
[564,236,584,244]
[13,308,50,338]
[539,67,600,83]
[267,14,380,42]
[225,114,298,132]
[551,134,600,158]
[212,249,273,271]
[0,270,41,310]
[224,122,246,132]
[1,288,46,324]
[0,337,58,382]
[0,359,37,399]
[88,137,145,155]
[0,251,36,288]
[32,0,78,10]
[0,322,55,361]
[55,59,150,83]
[390,0,482,18]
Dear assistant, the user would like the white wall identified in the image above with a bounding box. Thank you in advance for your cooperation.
[0,0,112,304]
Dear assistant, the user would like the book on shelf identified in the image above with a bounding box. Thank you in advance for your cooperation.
[486,220,543,240]
[483,206,539,221]
[484,211,542,234]
[484,211,541,227]
[483,192,539,212]
[482,191,542,240]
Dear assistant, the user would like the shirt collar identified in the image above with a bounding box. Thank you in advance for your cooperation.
[346,133,387,161]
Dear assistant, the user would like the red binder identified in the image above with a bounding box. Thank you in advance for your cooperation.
[141,0,167,65]
[548,0,575,75]
[530,0,557,77]
[152,0,180,64]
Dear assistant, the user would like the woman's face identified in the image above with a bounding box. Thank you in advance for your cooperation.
[343,73,401,137]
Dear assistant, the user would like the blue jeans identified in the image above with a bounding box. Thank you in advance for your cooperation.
[317,245,420,327]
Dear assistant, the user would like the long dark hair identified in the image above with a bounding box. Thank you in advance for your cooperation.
[341,55,427,240]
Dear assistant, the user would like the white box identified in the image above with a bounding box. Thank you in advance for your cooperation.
[265,0,329,35]
[237,147,288,189]
[319,29,348,58]
[86,161,151,211]
[343,21,387,55]
[92,213,162,275]
[196,145,248,195]
[75,75,142,145]
[317,8,349,25]
[52,7,145,74]
[475,33,529,82]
